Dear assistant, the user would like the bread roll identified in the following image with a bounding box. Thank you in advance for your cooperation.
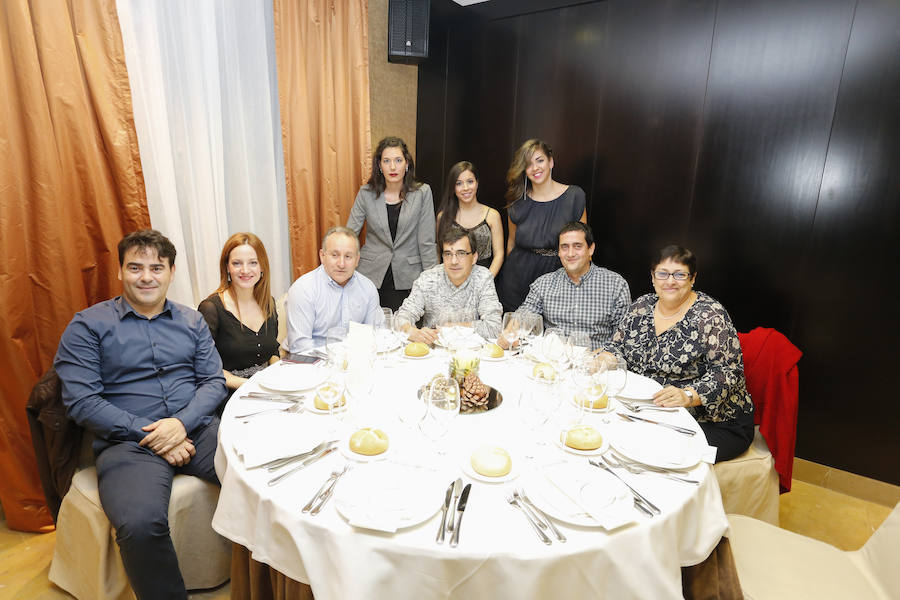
[532,362,557,381]
[470,445,512,477]
[482,343,504,358]
[313,389,345,411]
[575,388,609,410]
[404,342,430,357]
[349,428,389,456]
[562,425,603,451]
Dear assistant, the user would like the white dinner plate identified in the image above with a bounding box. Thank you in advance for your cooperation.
[304,396,348,415]
[334,463,444,532]
[258,364,326,393]
[617,372,663,401]
[375,330,403,353]
[524,464,631,527]
[606,421,703,470]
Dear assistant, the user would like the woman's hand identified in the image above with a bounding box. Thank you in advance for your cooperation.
[653,385,700,408]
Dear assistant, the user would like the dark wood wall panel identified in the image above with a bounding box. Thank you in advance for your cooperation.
[793,0,900,483]
[690,0,855,333]
[418,0,900,483]
[593,0,716,290]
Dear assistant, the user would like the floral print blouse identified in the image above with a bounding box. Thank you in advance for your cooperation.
[607,291,753,424]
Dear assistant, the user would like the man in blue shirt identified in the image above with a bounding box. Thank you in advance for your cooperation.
[54,229,226,600]
[285,226,383,353]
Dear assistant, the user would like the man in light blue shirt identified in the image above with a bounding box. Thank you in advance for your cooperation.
[285,226,383,353]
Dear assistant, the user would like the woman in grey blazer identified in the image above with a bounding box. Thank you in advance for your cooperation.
[347,137,438,311]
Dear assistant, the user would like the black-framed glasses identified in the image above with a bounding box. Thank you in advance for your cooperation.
[653,270,691,281]
[442,250,472,260]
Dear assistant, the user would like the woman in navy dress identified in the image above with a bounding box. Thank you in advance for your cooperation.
[496,139,587,312]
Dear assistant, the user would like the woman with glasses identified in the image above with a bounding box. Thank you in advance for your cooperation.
[601,245,754,462]
[495,139,586,312]
[435,161,504,276]
[347,136,437,312]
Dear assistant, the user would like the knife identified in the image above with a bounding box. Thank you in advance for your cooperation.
[618,412,696,436]
[241,392,305,403]
[446,478,463,533]
[449,483,471,548]
[435,481,455,544]
[248,440,335,471]
[267,446,337,486]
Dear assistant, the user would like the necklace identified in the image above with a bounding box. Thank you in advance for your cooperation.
[655,294,693,320]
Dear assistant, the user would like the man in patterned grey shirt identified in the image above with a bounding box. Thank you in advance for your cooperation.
[510,221,630,350]
[397,226,502,344]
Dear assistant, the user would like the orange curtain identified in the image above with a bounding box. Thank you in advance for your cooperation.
[0,0,147,531]
[274,0,371,278]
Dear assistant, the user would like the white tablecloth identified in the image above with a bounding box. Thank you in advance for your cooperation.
[212,353,730,600]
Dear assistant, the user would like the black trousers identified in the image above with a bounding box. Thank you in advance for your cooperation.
[700,417,755,463]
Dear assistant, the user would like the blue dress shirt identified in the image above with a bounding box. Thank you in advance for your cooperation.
[54,297,226,451]
[285,265,383,353]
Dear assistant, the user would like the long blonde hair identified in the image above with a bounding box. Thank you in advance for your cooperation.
[215,232,276,320]
[504,138,554,207]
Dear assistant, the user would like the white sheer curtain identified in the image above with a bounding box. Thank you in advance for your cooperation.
[116,0,290,307]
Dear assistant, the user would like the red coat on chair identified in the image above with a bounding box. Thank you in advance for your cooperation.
[738,328,803,492]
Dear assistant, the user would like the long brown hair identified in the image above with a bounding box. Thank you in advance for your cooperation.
[504,138,554,207]
[436,161,478,249]
[215,232,276,320]
[366,136,422,198]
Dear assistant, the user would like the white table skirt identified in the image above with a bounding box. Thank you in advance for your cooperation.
[213,354,729,600]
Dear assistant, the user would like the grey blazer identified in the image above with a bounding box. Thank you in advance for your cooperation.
[347,183,438,290]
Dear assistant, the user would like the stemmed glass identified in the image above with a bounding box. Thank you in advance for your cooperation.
[418,375,460,456]
[325,327,349,373]
[572,354,609,417]
[603,356,628,408]
[345,346,376,425]
[565,331,592,370]
[315,374,346,434]
[501,312,521,356]
[519,379,561,444]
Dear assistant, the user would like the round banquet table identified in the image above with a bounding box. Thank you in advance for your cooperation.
[212,350,731,600]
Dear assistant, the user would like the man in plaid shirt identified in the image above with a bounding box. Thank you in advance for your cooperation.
[514,221,630,350]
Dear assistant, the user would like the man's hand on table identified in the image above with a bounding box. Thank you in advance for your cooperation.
[161,438,196,466]
[497,332,520,350]
[140,417,188,455]
[407,326,439,345]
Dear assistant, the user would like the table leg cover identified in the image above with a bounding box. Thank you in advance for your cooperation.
[680,537,743,600]
[231,543,314,600]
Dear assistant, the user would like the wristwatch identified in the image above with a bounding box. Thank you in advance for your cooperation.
[684,389,695,405]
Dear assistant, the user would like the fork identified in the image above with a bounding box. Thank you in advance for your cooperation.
[235,402,304,420]
[617,398,678,413]
[303,464,350,514]
[589,458,660,515]
[604,454,699,486]
[506,493,552,544]
[515,489,566,542]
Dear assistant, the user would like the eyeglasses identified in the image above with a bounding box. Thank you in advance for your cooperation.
[653,271,691,281]
[442,250,472,260]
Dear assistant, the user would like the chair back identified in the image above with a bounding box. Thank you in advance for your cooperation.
[859,502,900,595]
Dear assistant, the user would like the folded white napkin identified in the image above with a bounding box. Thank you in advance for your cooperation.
[231,412,321,468]
[438,326,484,349]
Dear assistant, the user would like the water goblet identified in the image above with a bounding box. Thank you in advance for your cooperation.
[418,375,460,456]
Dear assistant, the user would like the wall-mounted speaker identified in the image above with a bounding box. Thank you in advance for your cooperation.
[388,0,430,64]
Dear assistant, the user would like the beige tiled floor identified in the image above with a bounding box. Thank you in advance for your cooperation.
[1,476,895,598]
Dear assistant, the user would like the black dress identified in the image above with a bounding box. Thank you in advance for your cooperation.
[496,185,586,312]
[198,294,279,378]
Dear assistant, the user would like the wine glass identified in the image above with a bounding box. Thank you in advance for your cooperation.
[514,311,534,356]
[604,356,628,407]
[572,354,609,417]
[565,331,592,370]
[325,327,349,373]
[418,375,460,455]
[542,328,568,372]
[501,312,521,352]
[519,379,561,442]
[315,374,346,434]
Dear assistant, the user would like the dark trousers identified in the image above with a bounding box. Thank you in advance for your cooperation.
[700,417,755,463]
[95,418,220,600]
